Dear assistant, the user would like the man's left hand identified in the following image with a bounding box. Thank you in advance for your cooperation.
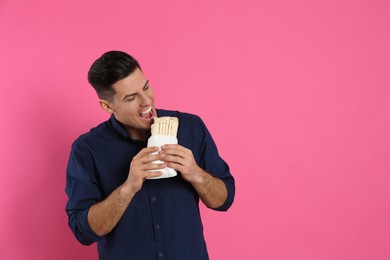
[159,144,203,183]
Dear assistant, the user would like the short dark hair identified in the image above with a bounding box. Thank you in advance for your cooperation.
[88,51,141,101]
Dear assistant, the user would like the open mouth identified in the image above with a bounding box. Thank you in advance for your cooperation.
[139,106,153,120]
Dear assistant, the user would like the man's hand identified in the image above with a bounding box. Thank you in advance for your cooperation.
[88,147,165,236]
[159,144,202,183]
[159,144,227,209]
[124,146,165,194]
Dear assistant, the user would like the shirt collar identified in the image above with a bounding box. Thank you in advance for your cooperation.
[110,114,132,140]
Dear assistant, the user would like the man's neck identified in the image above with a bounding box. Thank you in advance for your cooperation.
[127,128,150,142]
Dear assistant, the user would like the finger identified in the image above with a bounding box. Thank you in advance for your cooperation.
[144,170,164,179]
[165,162,185,173]
[134,146,160,159]
[140,153,164,164]
[160,148,188,160]
[160,154,186,165]
[143,162,167,171]
[161,144,184,151]
[162,144,191,155]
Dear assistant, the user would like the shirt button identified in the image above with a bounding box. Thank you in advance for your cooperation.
[151,196,156,202]
[155,224,160,230]
[158,252,164,257]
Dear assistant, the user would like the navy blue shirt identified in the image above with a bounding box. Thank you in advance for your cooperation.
[65,109,235,260]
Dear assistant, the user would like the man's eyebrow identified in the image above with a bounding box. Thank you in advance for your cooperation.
[143,80,150,89]
[122,80,149,101]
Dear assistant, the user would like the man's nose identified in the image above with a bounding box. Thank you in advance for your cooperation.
[140,92,152,105]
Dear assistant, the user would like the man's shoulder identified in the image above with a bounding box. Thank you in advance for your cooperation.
[71,119,112,149]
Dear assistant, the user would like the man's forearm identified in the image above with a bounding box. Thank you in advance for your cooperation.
[191,169,228,209]
[87,183,135,236]
[87,147,167,236]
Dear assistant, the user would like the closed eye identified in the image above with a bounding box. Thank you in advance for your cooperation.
[124,94,136,102]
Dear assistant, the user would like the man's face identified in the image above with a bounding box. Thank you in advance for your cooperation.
[100,68,157,140]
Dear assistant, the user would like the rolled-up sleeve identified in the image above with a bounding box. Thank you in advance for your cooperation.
[65,139,103,245]
[198,117,235,211]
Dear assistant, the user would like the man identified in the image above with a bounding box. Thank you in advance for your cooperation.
[65,51,235,259]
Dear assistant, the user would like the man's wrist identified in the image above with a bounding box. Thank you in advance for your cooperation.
[119,182,136,198]
[191,167,206,185]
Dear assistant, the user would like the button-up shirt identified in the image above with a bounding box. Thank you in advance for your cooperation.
[65,109,235,260]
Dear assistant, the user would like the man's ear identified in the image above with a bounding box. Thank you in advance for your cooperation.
[99,99,114,113]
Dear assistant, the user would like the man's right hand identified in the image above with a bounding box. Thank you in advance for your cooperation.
[88,146,165,236]
[124,146,165,194]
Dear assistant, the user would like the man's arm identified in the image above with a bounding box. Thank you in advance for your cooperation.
[160,144,228,209]
[87,183,134,236]
[87,147,165,236]
[188,168,228,209]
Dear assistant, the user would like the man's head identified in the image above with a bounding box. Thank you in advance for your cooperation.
[88,51,141,101]
[88,51,157,140]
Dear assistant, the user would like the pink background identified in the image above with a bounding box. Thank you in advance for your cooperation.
[1,0,389,259]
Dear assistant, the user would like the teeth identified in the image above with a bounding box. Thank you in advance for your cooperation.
[141,106,152,115]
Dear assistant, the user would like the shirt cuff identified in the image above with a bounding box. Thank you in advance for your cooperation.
[74,208,102,245]
[213,178,235,212]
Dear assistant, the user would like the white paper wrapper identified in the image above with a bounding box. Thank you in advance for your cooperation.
[146,135,178,179]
